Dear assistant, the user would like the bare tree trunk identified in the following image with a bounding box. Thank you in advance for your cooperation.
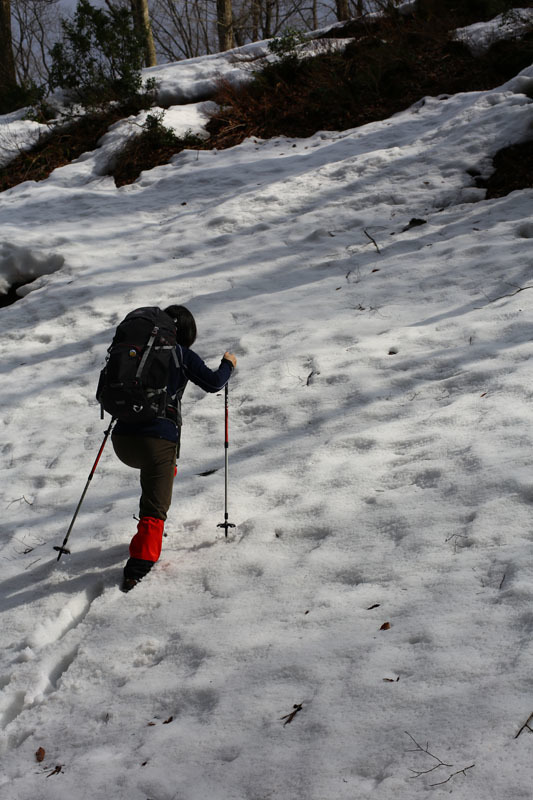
[216,0,233,51]
[130,0,157,66]
[336,0,350,21]
[251,0,259,41]
[263,0,272,38]
[0,0,17,94]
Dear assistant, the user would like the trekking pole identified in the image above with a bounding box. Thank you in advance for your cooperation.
[54,418,116,560]
[217,383,235,538]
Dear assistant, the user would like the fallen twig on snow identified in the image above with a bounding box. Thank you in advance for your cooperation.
[281,703,303,725]
[478,283,533,307]
[363,229,381,253]
[445,532,468,554]
[6,495,33,508]
[406,731,453,777]
[514,712,533,739]
[405,732,475,787]
[430,764,475,786]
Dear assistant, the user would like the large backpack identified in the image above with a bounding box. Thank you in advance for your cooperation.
[96,306,180,424]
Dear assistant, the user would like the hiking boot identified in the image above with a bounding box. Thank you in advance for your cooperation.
[121,576,138,593]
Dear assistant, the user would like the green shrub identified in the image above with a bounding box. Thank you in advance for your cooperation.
[49,0,149,108]
[268,28,307,61]
[141,112,181,148]
[110,111,204,186]
[254,28,309,86]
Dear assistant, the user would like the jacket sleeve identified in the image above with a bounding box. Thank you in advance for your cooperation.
[179,346,233,393]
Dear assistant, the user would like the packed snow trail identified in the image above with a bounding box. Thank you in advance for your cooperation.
[0,49,533,799]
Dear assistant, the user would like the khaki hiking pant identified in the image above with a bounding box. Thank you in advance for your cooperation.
[111,434,177,521]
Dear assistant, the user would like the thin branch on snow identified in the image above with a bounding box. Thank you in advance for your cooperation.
[6,495,34,508]
[429,764,475,786]
[514,712,533,739]
[445,532,468,553]
[405,731,453,777]
[13,538,34,555]
[477,283,533,307]
[363,229,381,253]
[405,732,475,787]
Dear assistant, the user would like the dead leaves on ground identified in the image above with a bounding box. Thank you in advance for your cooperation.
[148,715,174,727]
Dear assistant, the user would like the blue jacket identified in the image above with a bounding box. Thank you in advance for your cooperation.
[113,345,233,444]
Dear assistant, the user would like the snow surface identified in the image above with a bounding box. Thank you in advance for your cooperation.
[0,37,350,173]
[0,107,49,168]
[145,38,350,106]
[454,8,533,55]
[1,24,533,800]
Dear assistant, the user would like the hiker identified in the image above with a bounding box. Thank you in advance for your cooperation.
[110,304,237,592]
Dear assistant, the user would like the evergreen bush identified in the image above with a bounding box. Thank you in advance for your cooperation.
[49,0,149,108]
[254,28,309,86]
[110,111,204,186]
[268,28,307,62]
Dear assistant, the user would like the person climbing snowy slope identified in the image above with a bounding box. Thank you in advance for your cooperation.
[108,304,237,592]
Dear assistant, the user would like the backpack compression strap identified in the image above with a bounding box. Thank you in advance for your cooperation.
[136,326,159,379]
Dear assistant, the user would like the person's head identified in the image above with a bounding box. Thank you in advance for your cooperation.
[164,304,197,347]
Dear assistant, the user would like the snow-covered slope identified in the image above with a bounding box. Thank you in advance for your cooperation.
[1,35,533,800]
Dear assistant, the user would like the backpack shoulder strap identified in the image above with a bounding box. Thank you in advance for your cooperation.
[172,344,184,370]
